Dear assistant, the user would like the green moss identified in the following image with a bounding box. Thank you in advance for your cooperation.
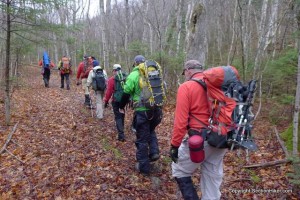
[101,138,123,159]
[281,124,300,152]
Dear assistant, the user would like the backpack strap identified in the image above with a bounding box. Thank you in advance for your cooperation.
[189,78,209,129]
[190,78,225,135]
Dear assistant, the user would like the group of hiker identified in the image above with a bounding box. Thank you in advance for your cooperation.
[38,50,257,200]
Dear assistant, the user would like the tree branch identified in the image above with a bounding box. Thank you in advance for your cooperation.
[274,126,289,158]
[0,122,24,163]
[243,159,291,168]
[0,122,18,154]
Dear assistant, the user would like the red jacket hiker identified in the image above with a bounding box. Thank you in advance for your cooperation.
[171,72,210,147]
[103,76,115,103]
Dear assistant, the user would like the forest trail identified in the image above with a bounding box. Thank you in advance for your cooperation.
[0,66,298,199]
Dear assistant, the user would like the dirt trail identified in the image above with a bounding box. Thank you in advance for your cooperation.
[0,66,298,199]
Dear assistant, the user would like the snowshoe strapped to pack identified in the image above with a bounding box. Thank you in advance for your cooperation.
[136,60,166,109]
[192,66,257,151]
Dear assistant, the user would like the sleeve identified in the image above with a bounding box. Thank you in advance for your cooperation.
[50,61,55,68]
[76,63,83,79]
[104,77,114,103]
[171,84,191,147]
[123,72,136,96]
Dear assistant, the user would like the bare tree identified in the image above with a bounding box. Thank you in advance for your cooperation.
[185,0,208,63]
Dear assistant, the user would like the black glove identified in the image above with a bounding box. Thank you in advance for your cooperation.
[119,93,131,109]
[104,102,109,108]
[170,145,179,163]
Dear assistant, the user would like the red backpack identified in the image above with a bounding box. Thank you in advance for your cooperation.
[192,66,257,150]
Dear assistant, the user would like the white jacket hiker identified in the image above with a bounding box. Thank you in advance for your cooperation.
[87,66,108,119]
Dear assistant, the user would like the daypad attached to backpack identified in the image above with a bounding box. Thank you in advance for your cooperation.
[192,66,257,151]
[137,60,166,109]
[114,70,127,102]
[92,68,106,91]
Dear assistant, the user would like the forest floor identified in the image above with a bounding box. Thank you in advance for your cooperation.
[0,66,299,199]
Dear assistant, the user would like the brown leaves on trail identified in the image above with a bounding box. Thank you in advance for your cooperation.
[0,66,298,199]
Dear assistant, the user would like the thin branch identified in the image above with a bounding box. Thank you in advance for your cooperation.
[6,149,25,164]
[274,126,289,158]
[243,159,291,168]
[0,122,18,154]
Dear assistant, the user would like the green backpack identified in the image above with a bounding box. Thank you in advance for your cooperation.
[114,70,127,102]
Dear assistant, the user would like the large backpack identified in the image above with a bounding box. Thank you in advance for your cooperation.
[43,51,50,68]
[192,66,257,151]
[92,68,106,91]
[137,60,166,109]
[62,57,70,69]
[114,70,127,102]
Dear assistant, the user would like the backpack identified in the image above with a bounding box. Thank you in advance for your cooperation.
[114,70,127,102]
[62,57,70,69]
[192,66,257,151]
[92,68,106,91]
[137,60,166,109]
[43,51,50,69]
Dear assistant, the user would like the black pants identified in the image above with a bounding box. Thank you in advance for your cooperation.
[112,102,125,140]
[43,68,50,87]
[60,73,70,89]
[135,108,162,174]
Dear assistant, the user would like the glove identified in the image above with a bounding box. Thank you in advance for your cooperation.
[104,102,109,108]
[170,145,179,163]
[76,81,81,86]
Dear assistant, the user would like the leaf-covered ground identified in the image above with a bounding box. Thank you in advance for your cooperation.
[0,66,299,199]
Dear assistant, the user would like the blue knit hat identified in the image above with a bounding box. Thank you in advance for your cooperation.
[93,60,100,67]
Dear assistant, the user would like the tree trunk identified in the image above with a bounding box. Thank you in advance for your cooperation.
[293,6,300,156]
[99,0,107,69]
[185,0,207,64]
[227,0,238,65]
[5,0,11,125]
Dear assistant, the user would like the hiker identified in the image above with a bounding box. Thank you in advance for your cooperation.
[76,56,94,107]
[103,64,126,141]
[86,60,107,119]
[169,60,227,200]
[38,51,55,88]
[58,55,72,90]
[119,55,162,176]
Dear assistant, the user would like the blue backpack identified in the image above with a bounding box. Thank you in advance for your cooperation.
[43,51,50,68]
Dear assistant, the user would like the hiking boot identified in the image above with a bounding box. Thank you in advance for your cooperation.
[66,86,70,90]
[117,136,125,142]
[135,163,149,176]
[60,85,64,89]
[149,154,160,162]
[84,95,91,106]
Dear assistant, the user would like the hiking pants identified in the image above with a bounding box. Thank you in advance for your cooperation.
[81,78,89,95]
[95,90,104,119]
[135,108,162,174]
[60,73,70,89]
[172,140,227,200]
[43,68,50,87]
[112,102,125,140]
